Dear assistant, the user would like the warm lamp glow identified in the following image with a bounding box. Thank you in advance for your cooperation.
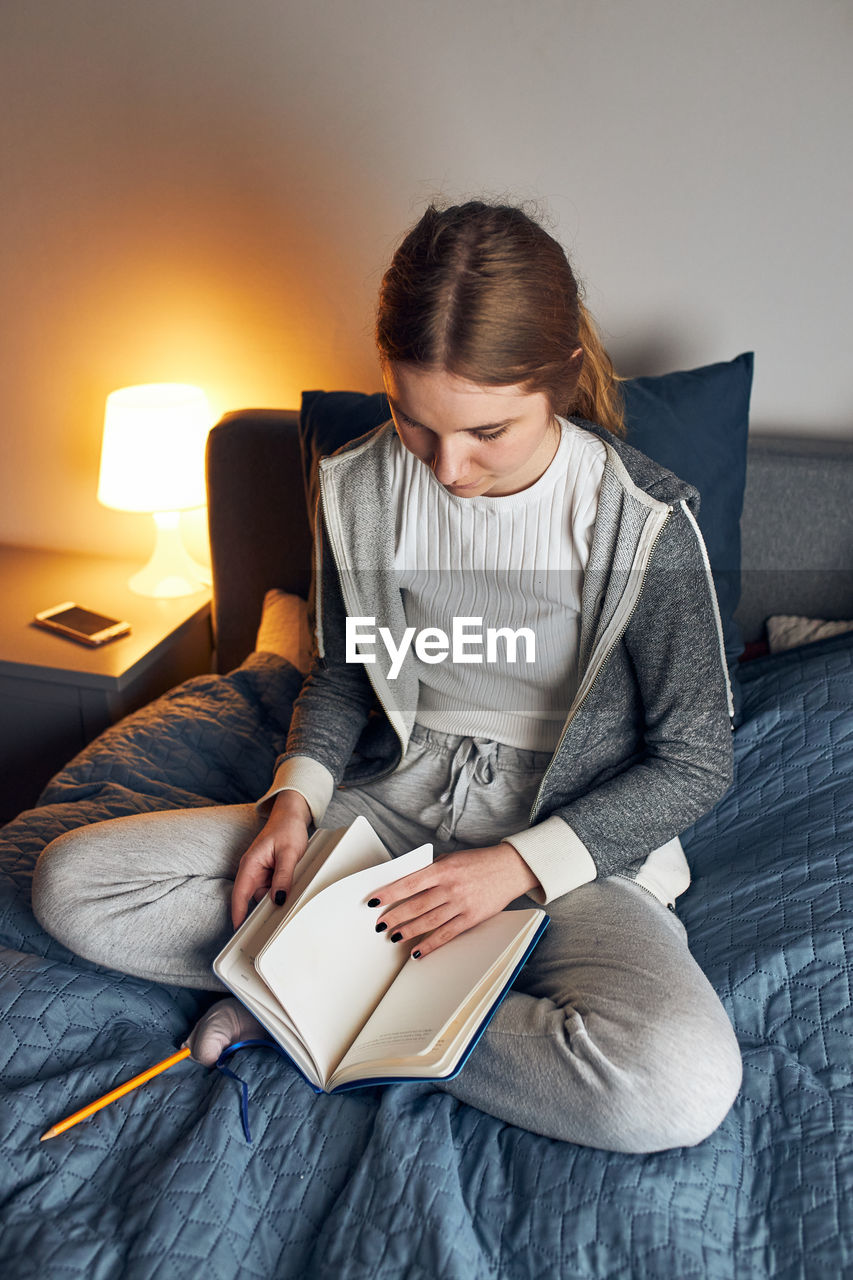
[98,383,212,598]
[98,383,210,512]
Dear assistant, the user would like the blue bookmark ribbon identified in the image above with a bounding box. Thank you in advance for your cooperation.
[215,1038,290,1143]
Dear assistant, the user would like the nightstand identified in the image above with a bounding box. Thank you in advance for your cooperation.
[0,544,213,824]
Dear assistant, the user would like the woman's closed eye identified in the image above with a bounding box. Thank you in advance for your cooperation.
[399,414,509,443]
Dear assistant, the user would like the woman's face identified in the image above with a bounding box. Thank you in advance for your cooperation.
[383,363,559,498]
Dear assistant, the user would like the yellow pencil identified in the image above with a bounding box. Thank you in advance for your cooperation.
[40,1045,192,1142]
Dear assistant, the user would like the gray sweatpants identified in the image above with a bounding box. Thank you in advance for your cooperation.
[32,725,742,1151]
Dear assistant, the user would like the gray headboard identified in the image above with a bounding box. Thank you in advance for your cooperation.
[736,434,853,644]
[206,412,853,674]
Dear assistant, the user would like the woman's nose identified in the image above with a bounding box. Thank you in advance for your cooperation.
[431,438,468,484]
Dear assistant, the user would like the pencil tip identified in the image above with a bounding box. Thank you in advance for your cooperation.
[40,1131,54,1142]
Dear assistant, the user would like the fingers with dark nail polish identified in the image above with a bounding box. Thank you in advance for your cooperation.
[274,890,287,906]
[375,921,387,933]
[412,950,422,959]
[367,898,380,908]
[390,932,402,943]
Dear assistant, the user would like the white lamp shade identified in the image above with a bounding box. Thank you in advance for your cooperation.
[98,383,211,513]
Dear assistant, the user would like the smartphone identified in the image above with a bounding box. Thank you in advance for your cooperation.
[32,602,132,647]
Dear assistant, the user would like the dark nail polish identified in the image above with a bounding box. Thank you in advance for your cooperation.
[274,890,287,906]
[367,898,380,908]
[412,950,422,959]
[390,932,402,943]
[375,921,387,933]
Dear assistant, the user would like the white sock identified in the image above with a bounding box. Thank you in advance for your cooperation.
[183,997,267,1066]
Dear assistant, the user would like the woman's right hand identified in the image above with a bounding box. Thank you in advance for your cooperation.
[231,790,312,928]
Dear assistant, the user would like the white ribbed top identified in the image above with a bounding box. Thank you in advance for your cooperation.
[390,417,606,750]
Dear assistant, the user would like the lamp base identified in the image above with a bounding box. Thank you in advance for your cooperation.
[130,511,210,598]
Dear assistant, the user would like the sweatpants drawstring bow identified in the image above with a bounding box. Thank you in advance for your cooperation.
[436,737,500,842]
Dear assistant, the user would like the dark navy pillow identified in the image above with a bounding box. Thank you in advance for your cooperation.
[621,352,754,675]
[300,351,753,681]
[299,389,391,531]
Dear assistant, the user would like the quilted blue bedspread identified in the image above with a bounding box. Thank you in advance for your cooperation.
[1,640,851,1279]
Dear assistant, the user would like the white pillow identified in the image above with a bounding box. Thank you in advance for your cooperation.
[766,614,853,653]
[254,589,313,674]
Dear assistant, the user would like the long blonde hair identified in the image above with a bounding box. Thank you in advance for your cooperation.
[376,201,626,437]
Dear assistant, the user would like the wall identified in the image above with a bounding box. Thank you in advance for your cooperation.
[1,0,850,558]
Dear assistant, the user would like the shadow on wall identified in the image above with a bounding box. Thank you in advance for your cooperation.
[610,327,711,381]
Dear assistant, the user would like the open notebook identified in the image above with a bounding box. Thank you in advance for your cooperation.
[213,816,549,1093]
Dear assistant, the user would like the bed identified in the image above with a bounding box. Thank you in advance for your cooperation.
[2,362,852,1279]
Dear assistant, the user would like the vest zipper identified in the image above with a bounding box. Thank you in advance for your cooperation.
[316,481,408,778]
[528,505,673,822]
[610,872,678,912]
[313,493,326,660]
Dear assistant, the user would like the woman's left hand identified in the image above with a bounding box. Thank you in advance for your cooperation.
[368,843,541,958]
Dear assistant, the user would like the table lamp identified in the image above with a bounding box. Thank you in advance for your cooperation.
[97,383,212,598]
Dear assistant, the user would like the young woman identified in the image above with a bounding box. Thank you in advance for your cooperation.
[33,201,742,1152]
